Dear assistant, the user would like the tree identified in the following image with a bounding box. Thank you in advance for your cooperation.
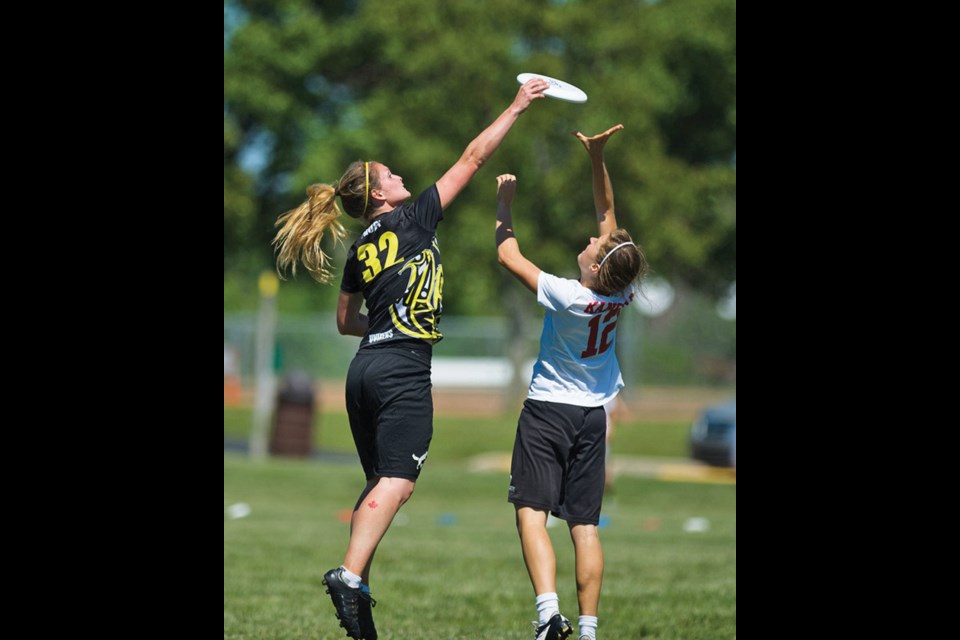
[224,0,736,312]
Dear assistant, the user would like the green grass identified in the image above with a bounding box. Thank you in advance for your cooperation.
[224,407,695,460]
[225,396,734,638]
[224,454,736,639]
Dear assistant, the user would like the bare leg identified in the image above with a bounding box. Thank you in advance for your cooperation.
[568,523,603,616]
[516,506,557,595]
[342,476,415,577]
[347,478,379,583]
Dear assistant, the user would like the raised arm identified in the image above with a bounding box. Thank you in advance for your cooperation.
[573,124,624,236]
[435,78,548,209]
[495,174,541,294]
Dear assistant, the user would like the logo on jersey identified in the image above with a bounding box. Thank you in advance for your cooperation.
[359,219,382,239]
[368,329,394,343]
[389,248,444,341]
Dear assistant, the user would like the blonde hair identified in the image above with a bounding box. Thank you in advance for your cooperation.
[272,161,380,284]
[594,228,648,296]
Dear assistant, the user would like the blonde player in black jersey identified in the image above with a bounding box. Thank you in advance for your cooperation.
[272,77,548,639]
[495,125,648,640]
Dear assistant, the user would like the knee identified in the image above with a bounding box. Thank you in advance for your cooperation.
[516,506,549,533]
[399,480,416,504]
[382,477,416,505]
[569,523,600,545]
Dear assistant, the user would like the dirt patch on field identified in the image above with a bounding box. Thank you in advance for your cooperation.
[228,379,730,422]
[309,380,731,422]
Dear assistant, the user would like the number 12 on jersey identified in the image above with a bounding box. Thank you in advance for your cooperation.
[581,307,621,358]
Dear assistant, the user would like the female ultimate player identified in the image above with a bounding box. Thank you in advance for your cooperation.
[494,124,647,640]
[273,77,549,639]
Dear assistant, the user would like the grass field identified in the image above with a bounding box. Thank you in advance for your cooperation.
[224,406,700,460]
[224,403,736,639]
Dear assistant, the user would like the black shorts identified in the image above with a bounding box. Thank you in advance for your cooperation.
[508,398,607,525]
[345,344,433,481]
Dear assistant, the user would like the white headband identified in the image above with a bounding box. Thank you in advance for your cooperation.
[598,241,636,269]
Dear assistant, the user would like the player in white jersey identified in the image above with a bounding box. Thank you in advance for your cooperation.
[494,124,647,640]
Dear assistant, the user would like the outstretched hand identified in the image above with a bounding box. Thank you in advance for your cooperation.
[497,174,517,204]
[573,124,624,153]
[512,79,549,113]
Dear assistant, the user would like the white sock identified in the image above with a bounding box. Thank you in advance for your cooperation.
[578,615,598,639]
[535,592,560,624]
[339,566,362,589]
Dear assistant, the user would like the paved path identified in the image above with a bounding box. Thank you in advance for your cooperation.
[467,452,736,485]
[225,439,735,485]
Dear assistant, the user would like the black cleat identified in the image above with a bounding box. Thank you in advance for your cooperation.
[323,568,364,638]
[533,613,573,640]
[357,586,378,640]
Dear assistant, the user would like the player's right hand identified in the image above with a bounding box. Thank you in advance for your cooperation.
[497,174,517,203]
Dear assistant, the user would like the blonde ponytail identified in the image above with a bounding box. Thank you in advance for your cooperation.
[272,183,348,284]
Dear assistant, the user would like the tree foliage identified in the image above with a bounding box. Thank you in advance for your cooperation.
[224,0,736,313]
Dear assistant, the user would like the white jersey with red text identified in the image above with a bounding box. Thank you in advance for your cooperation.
[526,272,635,407]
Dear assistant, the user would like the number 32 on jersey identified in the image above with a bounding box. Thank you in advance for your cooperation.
[358,231,403,283]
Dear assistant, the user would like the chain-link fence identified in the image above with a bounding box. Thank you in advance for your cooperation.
[224,288,735,393]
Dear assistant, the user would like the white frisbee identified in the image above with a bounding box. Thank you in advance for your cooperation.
[517,72,588,104]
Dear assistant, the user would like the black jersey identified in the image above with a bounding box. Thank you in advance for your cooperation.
[340,185,444,350]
